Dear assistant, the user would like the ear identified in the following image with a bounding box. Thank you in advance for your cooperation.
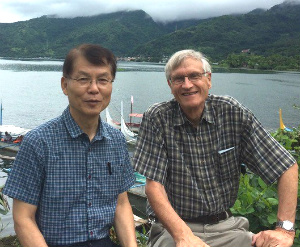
[167,79,172,88]
[207,73,212,89]
[61,77,68,96]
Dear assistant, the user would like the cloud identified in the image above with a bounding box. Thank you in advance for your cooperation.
[1,0,298,23]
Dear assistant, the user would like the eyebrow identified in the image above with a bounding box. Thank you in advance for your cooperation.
[172,71,205,77]
[76,71,111,77]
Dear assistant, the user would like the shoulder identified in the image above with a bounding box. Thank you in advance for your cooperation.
[144,99,176,119]
[23,116,62,145]
[208,94,253,114]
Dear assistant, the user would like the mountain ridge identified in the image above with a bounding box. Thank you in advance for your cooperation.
[0,2,299,63]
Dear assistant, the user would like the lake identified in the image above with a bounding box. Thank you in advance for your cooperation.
[0,59,299,131]
[0,58,299,237]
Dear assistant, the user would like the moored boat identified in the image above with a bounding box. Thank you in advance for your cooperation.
[2,167,11,174]
[121,101,138,145]
[0,141,20,152]
[279,108,292,131]
[0,125,30,152]
[0,102,30,152]
[105,96,142,133]
[105,108,120,130]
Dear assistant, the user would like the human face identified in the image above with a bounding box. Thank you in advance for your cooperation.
[61,55,113,123]
[168,57,211,119]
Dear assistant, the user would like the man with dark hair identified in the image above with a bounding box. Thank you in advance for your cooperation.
[133,49,298,247]
[4,44,137,247]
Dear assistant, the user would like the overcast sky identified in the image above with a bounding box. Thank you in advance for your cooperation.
[0,0,298,23]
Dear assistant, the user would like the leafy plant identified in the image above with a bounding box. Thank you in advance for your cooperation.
[135,225,149,247]
[232,126,300,246]
[231,174,279,233]
[110,225,149,247]
[272,128,300,164]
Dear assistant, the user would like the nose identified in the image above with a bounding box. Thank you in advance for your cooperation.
[87,80,100,93]
[182,76,193,88]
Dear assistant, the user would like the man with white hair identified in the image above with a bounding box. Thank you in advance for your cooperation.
[133,49,298,247]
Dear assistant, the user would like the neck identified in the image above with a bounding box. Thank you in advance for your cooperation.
[72,114,99,141]
[81,121,99,141]
[183,106,204,128]
[187,115,201,128]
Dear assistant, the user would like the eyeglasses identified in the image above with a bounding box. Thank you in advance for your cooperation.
[170,72,207,85]
[65,76,113,87]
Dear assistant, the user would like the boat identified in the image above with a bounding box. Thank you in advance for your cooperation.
[127,96,142,133]
[105,108,121,130]
[0,125,30,152]
[0,102,30,152]
[121,101,138,145]
[0,101,2,126]
[105,96,142,133]
[2,167,11,174]
[0,154,15,161]
[105,105,138,145]
[279,108,292,131]
[0,141,20,152]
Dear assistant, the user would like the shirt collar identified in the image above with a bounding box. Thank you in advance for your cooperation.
[172,100,186,127]
[172,95,215,127]
[202,95,215,125]
[62,107,111,140]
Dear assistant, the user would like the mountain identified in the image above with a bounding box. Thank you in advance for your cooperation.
[132,1,300,61]
[0,2,299,62]
[0,10,167,58]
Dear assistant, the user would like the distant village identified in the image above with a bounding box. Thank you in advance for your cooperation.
[117,49,251,64]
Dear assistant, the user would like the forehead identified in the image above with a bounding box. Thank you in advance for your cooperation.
[172,57,203,74]
[72,55,112,75]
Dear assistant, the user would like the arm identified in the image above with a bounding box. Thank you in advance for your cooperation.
[13,199,48,247]
[114,192,137,247]
[252,162,298,247]
[146,179,210,247]
[277,162,298,223]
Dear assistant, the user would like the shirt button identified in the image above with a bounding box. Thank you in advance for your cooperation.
[88,175,91,179]
[90,231,93,236]
[88,202,92,207]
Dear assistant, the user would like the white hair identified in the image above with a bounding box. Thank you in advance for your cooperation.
[165,49,211,80]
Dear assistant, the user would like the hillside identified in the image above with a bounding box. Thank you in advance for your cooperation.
[0,1,299,63]
[0,10,167,58]
[132,1,300,61]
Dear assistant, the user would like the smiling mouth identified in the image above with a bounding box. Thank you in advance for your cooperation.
[182,92,198,96]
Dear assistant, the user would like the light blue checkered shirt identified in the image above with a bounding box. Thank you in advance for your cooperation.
[4,107,135,246]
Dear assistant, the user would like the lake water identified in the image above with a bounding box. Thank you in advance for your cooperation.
[0,58,299,237]
[0,59,299,130]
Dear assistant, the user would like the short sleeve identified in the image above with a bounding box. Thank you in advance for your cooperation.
[3,132,45,205]
[241,114,296,184]
[132,110,168,185]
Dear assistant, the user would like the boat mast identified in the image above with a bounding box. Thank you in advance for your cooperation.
[130,95,133,125]
[0,100,3,126]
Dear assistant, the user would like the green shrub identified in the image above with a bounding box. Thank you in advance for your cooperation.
[232,126,300,246]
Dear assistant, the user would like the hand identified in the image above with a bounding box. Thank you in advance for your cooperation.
[252,228,295,247]
[175,231,210,247]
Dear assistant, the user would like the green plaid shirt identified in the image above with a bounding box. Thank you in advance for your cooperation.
[133,95,295,218]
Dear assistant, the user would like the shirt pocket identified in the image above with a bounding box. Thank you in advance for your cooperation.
[217,146,240,180]
[98,161,124,201]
